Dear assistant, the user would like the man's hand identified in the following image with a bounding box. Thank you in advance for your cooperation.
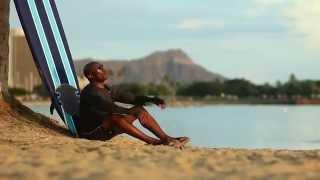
[153,97,166,109]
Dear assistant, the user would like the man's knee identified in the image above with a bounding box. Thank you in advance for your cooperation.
[131,106,152,127]
[130,106,147,118]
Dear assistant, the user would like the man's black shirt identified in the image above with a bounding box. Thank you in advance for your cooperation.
[77,84,155,135]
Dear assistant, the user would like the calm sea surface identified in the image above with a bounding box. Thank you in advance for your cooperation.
[27,104,320,150]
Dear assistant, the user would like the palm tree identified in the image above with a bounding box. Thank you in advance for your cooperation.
[0,0,10,99]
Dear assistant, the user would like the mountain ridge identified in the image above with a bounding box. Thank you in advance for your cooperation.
[74,49,226,84]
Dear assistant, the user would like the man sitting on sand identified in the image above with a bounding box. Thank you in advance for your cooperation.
[77,61,189,148]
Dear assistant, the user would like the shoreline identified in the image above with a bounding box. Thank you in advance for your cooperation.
[22,100,51,106]
[1,100,320,179]
[21,99,320,107]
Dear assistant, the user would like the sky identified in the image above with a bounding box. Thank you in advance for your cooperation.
[9,0,320,84]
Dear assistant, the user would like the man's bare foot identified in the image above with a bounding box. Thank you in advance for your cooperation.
[168,136,190,145]
[150,139,162,145]
[175,137,190,145]
[162,136,190,149]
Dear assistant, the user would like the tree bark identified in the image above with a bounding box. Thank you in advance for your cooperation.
[0,0,10,99]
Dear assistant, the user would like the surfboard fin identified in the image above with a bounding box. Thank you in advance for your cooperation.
[56,84,80,116]
[50,99,55,115]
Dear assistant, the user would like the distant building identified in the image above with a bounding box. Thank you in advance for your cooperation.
[8,28,41,92]
[8,28,89,91]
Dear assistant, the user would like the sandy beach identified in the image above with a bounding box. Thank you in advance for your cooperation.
[1,100,320,180]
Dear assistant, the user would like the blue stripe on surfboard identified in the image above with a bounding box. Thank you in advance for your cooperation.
[26,0,78,135]
[40,0,78,135]
[25,0,65,118]
[34,0,69,84]
[62,109,78,136]
[42,0,77,87]
[26,0,61,87]
[49,0,80,89]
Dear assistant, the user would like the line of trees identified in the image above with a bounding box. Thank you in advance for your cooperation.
[177,74,320,99]
[10,74,320,100]
[9,82,173,98]
[110,74,320,100]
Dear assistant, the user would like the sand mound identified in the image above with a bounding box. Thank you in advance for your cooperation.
[1,99,320,180]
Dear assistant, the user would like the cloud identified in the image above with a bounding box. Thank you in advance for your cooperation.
[254,0,287,6]
[250,0,320,49]
[176,18,225,30]
[284,0,320,48]
[246,0,289,17]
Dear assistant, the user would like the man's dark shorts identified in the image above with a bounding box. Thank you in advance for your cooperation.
[78,107,142,141]
[80,124,121,141]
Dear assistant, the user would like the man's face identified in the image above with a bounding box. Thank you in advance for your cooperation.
[88,63,108,83]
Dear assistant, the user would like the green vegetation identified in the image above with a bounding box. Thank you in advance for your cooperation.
[112,74,320,104]
[8,88,30,96]
[14,73,320,104]
[176,74,320,103]
[116,83,172,97]
[177,81,223,97]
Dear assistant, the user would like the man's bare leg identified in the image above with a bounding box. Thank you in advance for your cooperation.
[130,106,189,145]
[101,114,161,145]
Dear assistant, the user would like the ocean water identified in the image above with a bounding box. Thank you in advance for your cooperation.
[27,104,320,150]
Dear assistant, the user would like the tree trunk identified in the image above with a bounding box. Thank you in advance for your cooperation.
[0,0,10,99]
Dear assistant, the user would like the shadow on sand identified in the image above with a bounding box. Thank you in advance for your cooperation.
[3,93,71,137]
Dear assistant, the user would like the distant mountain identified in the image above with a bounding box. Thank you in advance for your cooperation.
[74,49,226,84]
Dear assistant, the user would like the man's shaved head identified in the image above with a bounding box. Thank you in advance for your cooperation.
[83,61,99,79]
[83,61,109,83]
